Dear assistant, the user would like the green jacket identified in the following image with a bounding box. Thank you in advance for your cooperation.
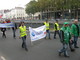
[60,26,71,44]
[71,24,79,36]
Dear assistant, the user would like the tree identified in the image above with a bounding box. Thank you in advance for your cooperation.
[25,0,38,15]
[25,0,80,19]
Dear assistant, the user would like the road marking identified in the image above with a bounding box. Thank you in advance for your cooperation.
[1,56,6,60]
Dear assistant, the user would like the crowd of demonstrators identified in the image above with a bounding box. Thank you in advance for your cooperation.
[58,19,80,57]
[43,19,80,57]
[0,18,79,54]
[0,19,17,39]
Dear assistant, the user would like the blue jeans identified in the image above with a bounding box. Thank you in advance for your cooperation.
[22,36,27,48]
[74,36,78,47]
[59,43,69,56]
[45,30,50,39]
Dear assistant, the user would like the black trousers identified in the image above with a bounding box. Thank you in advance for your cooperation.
[2,31,6,38]
[54,30,60,39]
[12,29,16,38]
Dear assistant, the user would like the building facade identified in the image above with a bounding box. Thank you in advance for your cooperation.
[2,7,27,20]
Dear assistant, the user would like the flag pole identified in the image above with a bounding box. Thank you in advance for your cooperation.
[30,40,34,46]
[29,27,34,46]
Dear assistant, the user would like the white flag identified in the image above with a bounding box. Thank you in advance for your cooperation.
[29,25,46,41]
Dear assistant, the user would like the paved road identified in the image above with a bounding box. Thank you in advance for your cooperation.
[0,29,80,60]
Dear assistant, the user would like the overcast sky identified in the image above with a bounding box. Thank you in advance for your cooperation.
[0,0,30,10]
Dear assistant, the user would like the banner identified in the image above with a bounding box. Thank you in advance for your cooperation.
[0,23,14,28]
[29,25,46,41]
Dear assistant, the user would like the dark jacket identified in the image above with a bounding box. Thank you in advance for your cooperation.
[12,23,17,30]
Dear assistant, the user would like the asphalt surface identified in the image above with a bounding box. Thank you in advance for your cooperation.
[0,29,80,60]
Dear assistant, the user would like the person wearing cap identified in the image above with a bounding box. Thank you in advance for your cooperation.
[59,22,72,57]
[44,20,51,39]
[54,20,60,39]
[19,21,28,51]
[71,20,80,48]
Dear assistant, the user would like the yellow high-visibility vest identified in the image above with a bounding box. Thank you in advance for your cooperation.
[54,23,60,30]
[44,22,49,30]
[19,26,27,37]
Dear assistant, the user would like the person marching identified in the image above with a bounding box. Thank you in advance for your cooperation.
[59,22,72,57]
[54,20,60,39]
[12,21,17,39]
[19,21,28,51]
[1,21,7,38]
[44,20,51,39]
[71,20,80,48]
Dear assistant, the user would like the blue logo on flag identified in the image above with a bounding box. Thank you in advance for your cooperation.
[32,32,35,36]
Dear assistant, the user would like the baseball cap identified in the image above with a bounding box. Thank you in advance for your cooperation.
[64,22,69,24]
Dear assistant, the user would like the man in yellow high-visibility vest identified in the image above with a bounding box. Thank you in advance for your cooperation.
[19,21,28,51]
[44,20,51,39]
[54,20,60,39]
